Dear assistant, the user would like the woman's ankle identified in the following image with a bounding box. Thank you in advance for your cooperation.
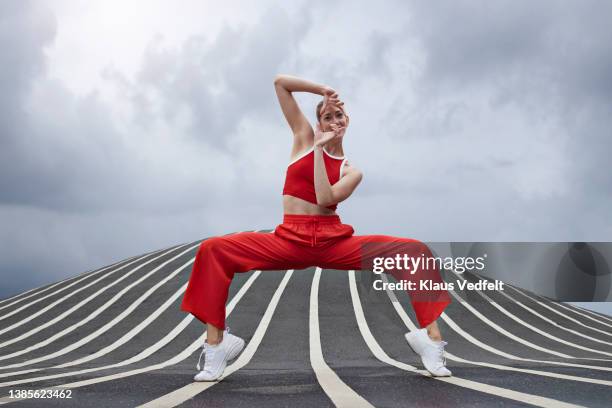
[426,322,442,342]
[206,324,224,345]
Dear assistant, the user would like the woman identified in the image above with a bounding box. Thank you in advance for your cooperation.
[181,74,452,381]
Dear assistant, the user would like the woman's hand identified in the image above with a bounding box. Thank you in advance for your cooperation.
[320,87,344,115]
[321,86,337,99]
[314,123,346,148]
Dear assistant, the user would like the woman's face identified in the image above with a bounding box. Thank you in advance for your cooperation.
[319,105,349,132]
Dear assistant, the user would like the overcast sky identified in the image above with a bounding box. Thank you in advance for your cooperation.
[1,1,611,309]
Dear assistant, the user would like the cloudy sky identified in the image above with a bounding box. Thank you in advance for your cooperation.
[1,1,611,307]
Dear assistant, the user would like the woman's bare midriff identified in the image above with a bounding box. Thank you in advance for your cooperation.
[283,195,337,215]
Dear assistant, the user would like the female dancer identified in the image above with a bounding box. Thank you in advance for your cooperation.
[181,74,452,381]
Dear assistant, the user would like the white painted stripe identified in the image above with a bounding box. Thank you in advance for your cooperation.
[136,269,294,408]
[380,274,612,373]
[446,353,612,387]
[0,250,163,321]
[0,233,251,378]
[0,268,102,311]
[0,269,262,401]
[350,271,584,408]
[440,312,612,372]
[379,276,612,384]
[0,282,191,381]
[447,289,572,358]
[0,253,196,373]
[453,273,612,358]
[553,301,612,330]
[0,245,184,340]
[310,268,374,408]
[0,288,38,306]
[0,254,142,310]
[497,284,612,346]
[508,286,612,339]
[0,243,194,361]
[568,303,612,323]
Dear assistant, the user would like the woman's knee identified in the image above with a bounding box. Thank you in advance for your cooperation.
[396,237,432,256]
[198,236,226,256]
[196,237,237,279]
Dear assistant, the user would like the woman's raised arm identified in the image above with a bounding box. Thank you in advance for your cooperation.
[273,74,334,152]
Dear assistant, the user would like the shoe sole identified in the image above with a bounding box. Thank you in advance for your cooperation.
[194,363,225,382]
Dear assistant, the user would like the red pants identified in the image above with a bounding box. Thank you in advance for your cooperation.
[180,214,451,330]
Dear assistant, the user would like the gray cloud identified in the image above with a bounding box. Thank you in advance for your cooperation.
[1,1,56,202]
[0,3,316,297]
[345,0,612,243]
[408,1,612,102]
[407,0,612,235]
[103,6,309,152]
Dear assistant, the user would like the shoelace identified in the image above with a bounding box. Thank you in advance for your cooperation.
[436,341,448,368]
[196,327,231,371]
[196,344,211,371]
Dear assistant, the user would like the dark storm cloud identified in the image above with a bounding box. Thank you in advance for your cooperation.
[0,1,56,202]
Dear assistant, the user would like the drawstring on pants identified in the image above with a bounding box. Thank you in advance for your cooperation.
[310,219,319,247]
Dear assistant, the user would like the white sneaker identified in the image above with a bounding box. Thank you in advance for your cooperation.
[193,327,245,382]
[405,328,452,377]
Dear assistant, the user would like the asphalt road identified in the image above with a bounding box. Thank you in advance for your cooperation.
[0,233,611,407]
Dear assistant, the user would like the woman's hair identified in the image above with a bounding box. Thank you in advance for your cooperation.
[316,100,347,122]
[316,100,325,123]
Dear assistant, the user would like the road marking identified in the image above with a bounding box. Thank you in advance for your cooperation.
[0,244,189,344]
[0,279,192,383]
[508,286,612,339]
[445,353,612,386]
[440,312,612,372]
[350,271,585,408]
[0,269,262,404]
[448,290,572,358]
[0,249,198,372]
[310,268,374,408]
[0,243,195,362]
[496,285,612,346]
[452,273,612,358]
[554,302,612,330]
[137,269,294,408]
[565,303,612,324]
[380,272,612,375]
[0,254,141,311]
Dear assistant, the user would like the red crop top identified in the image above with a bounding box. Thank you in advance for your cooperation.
[282,146,348,211]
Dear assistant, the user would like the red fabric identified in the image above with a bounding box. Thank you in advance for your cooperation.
[181,214,451,330]
[282,148,345,211]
